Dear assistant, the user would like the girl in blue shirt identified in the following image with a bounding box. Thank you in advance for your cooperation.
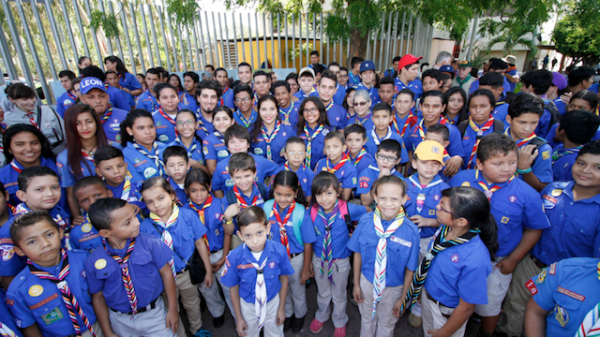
[297,96,331,170]
[170,109,207,171]
[400,187,495,337]
[153,83,181,144]
[203,106,235,175]
[442,87,468,126]
[252,95,295,165]
[104,56,143,99]
[58,103,109,217]
[120,109,168,183]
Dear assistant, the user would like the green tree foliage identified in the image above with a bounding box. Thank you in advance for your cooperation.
[90,9,120,39]
[552,0,600,65]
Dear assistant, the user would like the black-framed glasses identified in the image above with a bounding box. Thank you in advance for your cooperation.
[376,154,398,162]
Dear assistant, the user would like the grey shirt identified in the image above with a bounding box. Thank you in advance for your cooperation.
[4,105,65,146]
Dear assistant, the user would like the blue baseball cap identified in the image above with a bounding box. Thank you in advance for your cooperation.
[439,65,455,74]
[79,77,106,95]
[360,60,376,73]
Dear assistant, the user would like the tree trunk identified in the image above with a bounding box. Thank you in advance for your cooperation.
[349,27,368,60]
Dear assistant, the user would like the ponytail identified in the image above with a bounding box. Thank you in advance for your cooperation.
[269,170,307,207]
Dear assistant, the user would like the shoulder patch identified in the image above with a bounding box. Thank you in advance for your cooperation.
[28,285,44,297]
[525,279,538,296]
[549,262,556,275]
[542,150,550,160]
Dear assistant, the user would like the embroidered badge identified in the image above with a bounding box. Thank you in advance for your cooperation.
[542,150,550,160]
[525,279,538,295]
[554,304,569,327]
[536,269,547,284]
[501,216,509,224]
[450,254,459,263]
[461,181,470,187]
[269,261,276,269]
[81,223,92,233]
[552,189,563,197]
[28,285,44,297]
[95,259,107,270]
[509,195,517,203]
[41,307,64,325]
[558,287,585,301]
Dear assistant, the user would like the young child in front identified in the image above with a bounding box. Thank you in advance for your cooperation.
[220,206,294,337]
[0,166,71,287]
[449,133,550,337]
[357,139,405,207]
[70,176,112,251]
[345,124,376,176]
[7,212,100,337]
[283,137,316,204]
[262,170,317,333]
[424,124,455,182]
[348,175,420,337]
[315,131,358,201]
[139,176,213,336]
[365,103,410,163]
[401,187,495,337]
[163,145,191,205]
[305,172,370,337]
[184,168,232,327]
[85,197,179,337]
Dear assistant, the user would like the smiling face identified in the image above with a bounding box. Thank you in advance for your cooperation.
[476,151,518,184]
[183,76,196,93]
[234,91,252,114]
[361,70,375,86]
[127,116,156,148]
[254,75,271,97]
[169,76,181,89]
[238,65,252,84]
[76,112,98,142]
[186,182,210,206]
[9,131,42,166]
[175,112,199,139]
[302,101,320,126]
[421,96,445,124]
[227,136,250,154]
[274,86,291,109]
[572,153,600,187]
[142,185,175,219]
[259,99,279,126]
[157,88,179,114]
[18,176,62,211]
[318,77,337,103]
[353,95,371,117]
[315,186,340,213]
[273,184,297,211]
[213,110,235,134]
[231,169,257,195]
[14,220,63,268]
[287,79,299,94]
[11,96,37,112]
[373,183,407,220]
[238,222,270,252]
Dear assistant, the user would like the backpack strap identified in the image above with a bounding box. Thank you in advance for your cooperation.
[338,200,352,230]
[528,137,548,151]
[257,183,268,201]
[493,119,504,134]
[457,120,469,136]
[291,203,305,246]
[262,199,275,214]
[226,188,236,206]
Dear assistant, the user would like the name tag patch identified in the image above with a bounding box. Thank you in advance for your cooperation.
[558,286,585,301]
[390,236,412,247]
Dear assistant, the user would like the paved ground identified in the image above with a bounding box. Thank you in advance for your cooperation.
[190,280,482,337]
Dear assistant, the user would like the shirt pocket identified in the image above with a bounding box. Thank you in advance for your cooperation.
[388,235,414,263]
[29,291,65,325]
[492,202,523,233]
[552,288,583,326]
[568,217,596,241]
[263,260,281,281]
[130,253,156,280]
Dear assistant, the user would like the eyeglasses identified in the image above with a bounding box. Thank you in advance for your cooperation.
[376,154,398,162]
[304,107,319,114]
[176,120,195,126]
[436,204,459,218]
[286,151,305,157]
[235,97,251,103]
[354,101,369,107]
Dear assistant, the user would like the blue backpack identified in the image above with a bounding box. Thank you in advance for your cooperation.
[262,199,306,246]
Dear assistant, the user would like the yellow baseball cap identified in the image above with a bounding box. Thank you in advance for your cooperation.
[414,140,445,165]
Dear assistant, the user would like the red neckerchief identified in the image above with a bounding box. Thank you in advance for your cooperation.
[233,184,258,208]
[158,107,179,137]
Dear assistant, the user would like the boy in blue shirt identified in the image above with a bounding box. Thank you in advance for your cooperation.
[519,70,557,140]
[394,54,423,102]
[499,140,600,337]
[318,70,347,131]
[552,110,600,181]
[215,68,235,109]
[479,72,509,124]
[56,70,77,117]
[233,84,258,133]
[391,89,417,150]
[253,71,272,106]
[283,137,316,204]
[345,124,376,178]
[7,212,99,337]
[315,131,358,201]
[504,93,554,192]
[0,167,71,287]
[356,61,380,108]
[212,125,281,197]
[348,57,364,88]
[357,139,405,207]
[85,198,179,337]
[163,146,191,205]
[179,72,200,112]
[273,81,300,128]
[424,124,456,182]
[294,67,319,102]
[421,69,443,93]
[70,177,111,251]
[365,103,409,161]
[135,68,161,112]
[221,206,294,337]
[449,133,550,337]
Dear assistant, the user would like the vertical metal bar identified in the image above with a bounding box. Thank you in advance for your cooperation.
[231,13,239,66]
[0,23,18,80]
[305,14,309,66]
[212,12,220,68]
[193,15,202,70]
[312,14,316,57]
[378,13,385,68]
[346,12,351,58]
[238,13,245,64]
[158,6,171,71]
[218,12,225,68]
[384,12,393,72]
[168,12,179,70]
[44,0,68,70]
[0,64,5,85]
[204,11,213,67]
[148,5,161,67]
[83,0,103,68]
[72,0,91,62]
[247,13,253,67]
[284,13,289,69]
[96,0,113,55]
[426,24,434,62]
[14,0,51,102]
[130,2,146,72]
[198,12,208,68]
[411,15,418,55]
[139,5,154,68]
[405,14,412,55]
[255,13,261,68]
[59,0,79,63]
[224,13,233,68]
[0,0,29,83]
[466,14,479,60]
[186,25,194,70]
[270,13,275,69]
[298,13,302,67]
[320,12,324,64]
[399,12,406,57]
[277,14,281,68]
[177,24,186,71]
[262,13,268,68]
[292,14,295,69]
[120,2,135,73]
[391,12,399,62]
[30,0,57,80]
[366,31,371,63]
[109,2,124,60]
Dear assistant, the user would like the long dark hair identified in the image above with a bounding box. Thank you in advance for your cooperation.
[104,56,129,77]
[441,186,498,261]
[570,90,599,112]
[252,95,281,142]
[297,96,330,136]
[443,86,468,124]
[119,109,154,147]
[3,124,54,164]
[169,74,184,92]
[64,104,109,180]
[468,89,497,115]
[310,171,340,206]
[269,170,307,207]
[342,87,356,111]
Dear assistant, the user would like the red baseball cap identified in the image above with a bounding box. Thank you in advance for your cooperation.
[398,54,423,70]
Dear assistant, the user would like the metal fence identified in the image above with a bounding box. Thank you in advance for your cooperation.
[0,0,434,104]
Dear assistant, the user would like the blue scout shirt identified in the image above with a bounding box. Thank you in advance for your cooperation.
[220,240,294,303]
[554,98,568,115]
[279,102,300,131]
[118,72,142,97]
[449,170,551,257]
[460,118,504,169]
[303,202,368,260]
[221,184,268,217]
[424,233,491,308]
[152,109,178,144]
[356,164,404,196]
[0,289,22,337]
[365,127,409,163]
[348,213,420,286]
[409,118,465,158]
[219,87,235,110]
[135,90,159,112]
[469,77,512,98]
[265,203,317,255]
[324,103,348,131]
[405,174,449,238]
[106,178,146,212]
[348,72,361,88]
[56,149,96,188]
[299,124,330,171]
[105,86,130,111]
[170,137,205,166]
[140,207,207,272]
[536,104,554,140]
[202,132,229,164]
[391,113,415,148]
[70,217,103,252]
[100,107,128,143]
[178,91,199,112]
[532,182,600,266]
[551,144,581,182]
[56,91,77,118]
[394,78,423,102]
[7,250,96,337]
[529,257,600,337]
[347,114,374,131]
[234,109,258,135]
[251,123,295,165]
[284,164,316,199]
[505,128,554,184]
[167,178,188,205]
[0,158,65,207]
[356,83,380,109]
[493,103,509,125]
[184,197,225,252]
[123,142,167,183]
[293,89,319,102]
[333,84,346,106]
[315,157,358,190]
[349,150,376,179]
[84,233,173,313]
[212,154,281,194]
[196,114,216,140]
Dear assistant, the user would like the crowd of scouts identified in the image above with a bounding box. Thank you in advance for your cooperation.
[0,50,598,337]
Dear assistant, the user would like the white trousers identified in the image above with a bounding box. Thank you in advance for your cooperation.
[240,294,284,337]
[285,252,308,318]
[421,288,466,337]
[199,249,235,319]
[358,273,404,337]
[109,296,178,337]
[311,255,351,328]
